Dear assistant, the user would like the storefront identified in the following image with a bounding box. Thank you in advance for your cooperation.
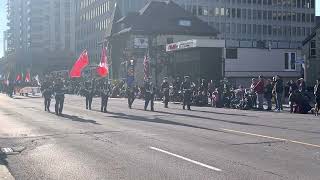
[166,39,225,82]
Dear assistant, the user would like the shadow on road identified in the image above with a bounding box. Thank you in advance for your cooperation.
[169,106,255,117]
[107,111,225,133]
[58,114,101,125]
[133,109,320,135]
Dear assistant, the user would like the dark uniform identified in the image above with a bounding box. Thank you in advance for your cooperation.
[181,76,192,110]
[43,87,53,112]
[41,80,53,112]
[161,78,170,108]
[83,82,94,110]
[100,82,110,113]
[53,80,65,115]
[144,79,155,111]
[127,86,136,109]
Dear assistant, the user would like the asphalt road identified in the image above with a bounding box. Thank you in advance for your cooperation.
[0,94,320,180]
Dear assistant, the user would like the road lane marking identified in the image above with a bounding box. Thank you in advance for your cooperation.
[221,128,320,148]
[149,146,222,172]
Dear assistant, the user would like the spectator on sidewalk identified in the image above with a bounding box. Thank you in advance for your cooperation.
[264,79,273,111]
[254,75,265,110]
[273,75,284,112]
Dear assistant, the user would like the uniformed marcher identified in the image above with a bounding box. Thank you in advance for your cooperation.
[144,77,155,111]
[53,79,65,115]
[41,79,53,112]
[161,77,170,108]
[181,76,192,110]
[127,86,135,109]
[43,86,53,112]
[83,81,94,110]
[100,81,110,113]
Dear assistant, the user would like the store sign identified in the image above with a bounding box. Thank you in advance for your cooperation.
[166,40,196,52]
[133,36,148,49]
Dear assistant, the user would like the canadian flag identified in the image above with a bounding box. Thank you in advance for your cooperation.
[25,71,31,82]
[70,50,89,78]
[96,46,109,77]
[16,74,21,81]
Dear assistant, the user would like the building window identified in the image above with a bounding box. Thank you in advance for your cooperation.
[226,48,238,59]
[284,52,296,70]
[310,40,316,57]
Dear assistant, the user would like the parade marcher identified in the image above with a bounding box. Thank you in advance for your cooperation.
[127,86,136,109]
[161,77,170,108]
[314,79,320,116]
[172,77,181,102]
[42,85,53,112]
[254,75,265,110]
[53,79,65,115]
[83,81,95,110]
[41,79,53,112]
[181,76,193,110]
[100,81,110,113]
[144,77,155,111]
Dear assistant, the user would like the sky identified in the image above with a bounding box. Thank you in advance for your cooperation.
[317,0,320,16]
[0,2,319,58]
[0,0,7,58]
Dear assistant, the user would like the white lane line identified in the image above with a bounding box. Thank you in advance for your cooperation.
[149,146,222,172]
[221,128,320,148]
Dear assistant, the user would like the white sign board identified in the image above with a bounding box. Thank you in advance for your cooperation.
[133,36,148,49]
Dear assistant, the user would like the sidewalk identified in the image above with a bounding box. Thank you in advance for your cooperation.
[0,160,14,180]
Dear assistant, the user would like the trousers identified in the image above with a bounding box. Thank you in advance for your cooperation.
[55,95,64,115]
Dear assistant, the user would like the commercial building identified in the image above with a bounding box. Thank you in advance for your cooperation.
[7,0,76,53]
[75,0,150,63]
[173,0,316,48]
[6,0,76,73]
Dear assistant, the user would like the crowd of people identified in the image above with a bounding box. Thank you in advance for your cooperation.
[1,73,320,115]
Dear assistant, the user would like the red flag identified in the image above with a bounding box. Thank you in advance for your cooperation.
[70,50,89,78]
[96,46,109,77]
[25,71,30,82]
[143,52,150,80]
[16,74,21,81]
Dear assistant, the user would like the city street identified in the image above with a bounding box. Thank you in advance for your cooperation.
[0,94,320,180]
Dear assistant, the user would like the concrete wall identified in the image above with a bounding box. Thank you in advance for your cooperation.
[225,48,302,86]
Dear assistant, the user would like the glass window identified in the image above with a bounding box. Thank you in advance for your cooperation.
[253,24,257,34]
[285,52,296,70]
[263,10,267,20]
[310,40,316,57]
[231,8,236,18]
[248,9,252,19]
[311,14,315,22]
[237,23,241,33]
[242,24,246,34]
[242,9,247,19]
[237,9,241,18]
[258,10,262,19]
[301,13,306,22]
[226,48,238,59]
[247,24,252,34]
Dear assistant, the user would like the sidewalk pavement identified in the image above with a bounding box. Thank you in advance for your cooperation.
[0,160,14,180]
